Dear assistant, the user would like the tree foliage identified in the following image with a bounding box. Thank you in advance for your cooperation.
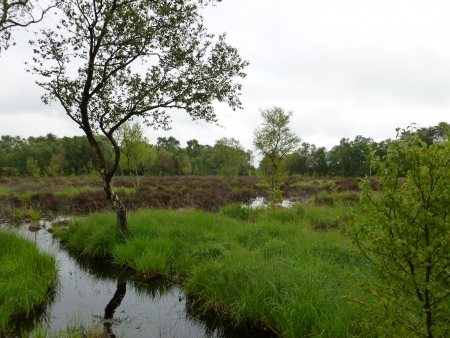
[2,122,449,179]
[348,127,450,337]
[0,0,53,53]
[253,106,300,193]
[213,137,250,178]
[117,121,154,186]
[328,136,374,177]
[29,0,249,229]
[285,142,328,176]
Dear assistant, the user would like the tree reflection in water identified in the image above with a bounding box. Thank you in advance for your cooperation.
[103,279,127,337]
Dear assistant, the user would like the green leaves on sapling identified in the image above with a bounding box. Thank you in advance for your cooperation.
[347,126,450,337]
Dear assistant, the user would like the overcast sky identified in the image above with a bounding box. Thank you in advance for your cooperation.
[1,0,449,152]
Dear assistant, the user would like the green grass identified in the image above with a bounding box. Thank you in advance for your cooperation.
[0,186,10,196]
[290,179,333,189]
[30,318,110,338]
[54,204,376,337]
[0,182,105,199]
[116,187,136,195]
[0,230,58,332]
[53,186,101,198]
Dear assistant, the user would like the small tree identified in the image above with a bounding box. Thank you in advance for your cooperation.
[117,122,147,187]
[30,0,248,230]
[45,161,61,177]
[26,156,40,177]
[347,127,450,337]
[253,106,301,199]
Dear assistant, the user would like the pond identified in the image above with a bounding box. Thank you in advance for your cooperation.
[4,221,276,338]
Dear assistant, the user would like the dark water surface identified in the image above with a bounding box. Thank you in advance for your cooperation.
[5,222,275,338]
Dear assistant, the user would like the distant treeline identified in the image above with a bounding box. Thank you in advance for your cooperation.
[0,122,448,178]
[0,134,254,177]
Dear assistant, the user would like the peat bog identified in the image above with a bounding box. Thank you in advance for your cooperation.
[0,175,373,220]
[0,175,379,337]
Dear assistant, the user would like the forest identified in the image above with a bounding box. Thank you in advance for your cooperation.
[0,121,448,179]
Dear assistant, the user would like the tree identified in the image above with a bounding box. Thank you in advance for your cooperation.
[347,127,450,337]
[253,107,301,197]
[178,154,192,175]
[139,144,157,176]
[26,156,40,177]
[285,142,330,177]
[117,121,147,186]
[1,0,54,53]
[186,139,203,159]
[30,0,249,230]
[213,137,249,178]
[416,122,450,146]
[328,136,373,177]
[156,136,182,154]
[155,149,175,175]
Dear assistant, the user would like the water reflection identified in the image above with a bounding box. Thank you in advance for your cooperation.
[103,279,126,338]
[3,223,276,338]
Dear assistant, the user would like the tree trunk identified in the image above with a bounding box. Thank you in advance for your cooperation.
[126,156,137,188]
[134,165,140,187]
[77,24,128,231]
[82,122,128,231]
[104,179,128,231]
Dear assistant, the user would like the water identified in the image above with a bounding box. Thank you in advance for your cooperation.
[4,222,275,338]
[242,197,294,209]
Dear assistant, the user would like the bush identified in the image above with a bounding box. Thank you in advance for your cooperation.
[348,129,450,337]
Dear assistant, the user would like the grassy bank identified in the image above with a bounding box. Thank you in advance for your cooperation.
[0,230,58,333]
[54,202,376,337]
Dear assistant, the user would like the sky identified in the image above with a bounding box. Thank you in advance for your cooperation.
[1,0,450,153]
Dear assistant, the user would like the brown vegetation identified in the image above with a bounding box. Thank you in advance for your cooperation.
[0,175,378,221]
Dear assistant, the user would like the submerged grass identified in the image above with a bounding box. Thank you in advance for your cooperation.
[30,318,111,338]
[0,230,58,332]
[54,204,375,338]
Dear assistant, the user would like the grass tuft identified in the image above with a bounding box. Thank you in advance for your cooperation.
[54,204,376,338]
[0,230,57,332]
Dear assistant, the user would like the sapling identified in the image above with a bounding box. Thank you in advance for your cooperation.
[347,127,450,337]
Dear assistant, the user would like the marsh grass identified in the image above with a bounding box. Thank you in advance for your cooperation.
[26,209,42,221]
[0,230,57,332]
[290,179,333,189]
[55,204,375,337]
[219,203,260,222]
[30,318,110,338]
[53,186,102,198]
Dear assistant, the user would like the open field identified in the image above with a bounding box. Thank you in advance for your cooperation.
[51,201,377,338]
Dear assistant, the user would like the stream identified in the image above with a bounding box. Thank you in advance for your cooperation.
[4,221,275,338]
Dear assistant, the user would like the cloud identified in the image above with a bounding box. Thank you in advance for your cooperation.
[1,0,450,155]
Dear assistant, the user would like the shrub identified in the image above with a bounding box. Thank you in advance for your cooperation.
[348,128,450,337]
